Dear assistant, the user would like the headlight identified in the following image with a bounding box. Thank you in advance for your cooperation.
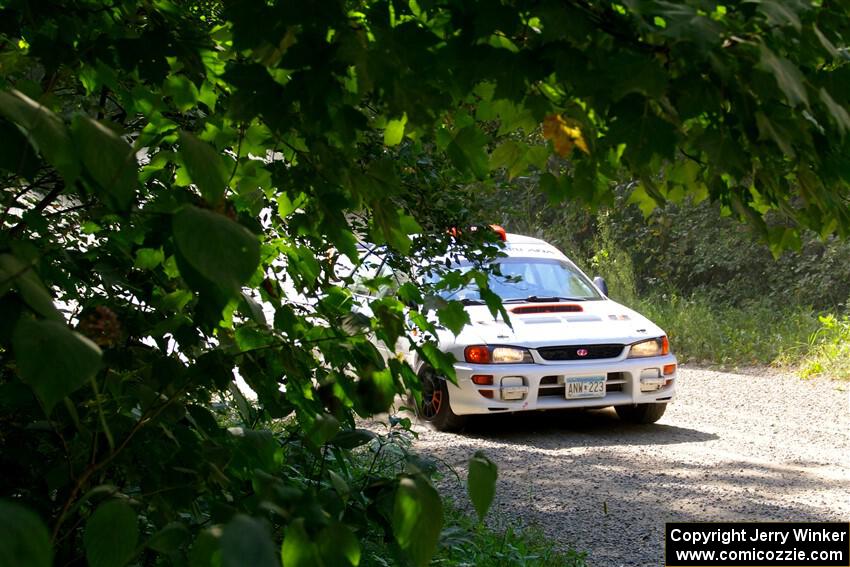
[628,336,669,358]
[464,345,533,363]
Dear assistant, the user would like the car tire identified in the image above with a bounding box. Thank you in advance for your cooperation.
[615,403,667,424]
[416,366,467,432]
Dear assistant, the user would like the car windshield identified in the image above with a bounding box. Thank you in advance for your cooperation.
[430,258,602,303]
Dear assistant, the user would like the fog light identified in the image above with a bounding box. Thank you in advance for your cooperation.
[480,390,494,399]
[500,376,527,401]
[640,368,665,392]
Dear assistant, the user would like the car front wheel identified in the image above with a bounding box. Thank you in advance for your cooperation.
[615,403,667,424]
[417,366,467,432]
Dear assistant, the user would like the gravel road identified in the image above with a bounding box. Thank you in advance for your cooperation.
[411,366,850,566]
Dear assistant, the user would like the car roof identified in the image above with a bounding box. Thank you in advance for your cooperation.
[352,232,572,264]
[504,233,549,245]
[503,233,571,261]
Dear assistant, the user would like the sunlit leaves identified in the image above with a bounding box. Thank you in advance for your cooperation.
[384,113,407,146]
[12,319,102,415]
[280,519,320,567]
[318,522,361,566]
[84,501,139,567]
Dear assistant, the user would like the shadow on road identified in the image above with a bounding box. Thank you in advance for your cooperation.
[455,407,720,447]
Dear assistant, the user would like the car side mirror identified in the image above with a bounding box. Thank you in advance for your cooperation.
[593,276,609,297]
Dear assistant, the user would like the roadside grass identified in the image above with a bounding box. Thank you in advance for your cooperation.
[632,294,850,380]
[430,503,588,567]
[796,314,850,380]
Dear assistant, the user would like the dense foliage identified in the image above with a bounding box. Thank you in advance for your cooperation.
[2,0,850,565]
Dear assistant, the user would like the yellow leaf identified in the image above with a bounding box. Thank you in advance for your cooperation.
[542,114,589,156]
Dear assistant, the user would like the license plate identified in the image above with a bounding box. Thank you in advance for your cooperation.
[565,376,606,399]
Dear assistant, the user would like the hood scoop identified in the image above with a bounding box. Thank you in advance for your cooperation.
[510,304,583,315]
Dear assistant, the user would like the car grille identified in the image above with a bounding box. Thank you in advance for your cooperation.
[536,344,625,361]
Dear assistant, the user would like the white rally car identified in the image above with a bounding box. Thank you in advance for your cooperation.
[390,230,678,431]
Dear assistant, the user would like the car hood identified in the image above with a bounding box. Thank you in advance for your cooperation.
[446,299,666,348]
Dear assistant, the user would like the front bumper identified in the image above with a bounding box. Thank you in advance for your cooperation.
[447,354,678,415]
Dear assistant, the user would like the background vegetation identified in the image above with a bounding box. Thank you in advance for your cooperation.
[2,1,850,567]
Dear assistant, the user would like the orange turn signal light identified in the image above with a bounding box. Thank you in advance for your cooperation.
[464,345,491,364]
[661,336,670,355]
[472,374,494,385]
[663,363,676,376]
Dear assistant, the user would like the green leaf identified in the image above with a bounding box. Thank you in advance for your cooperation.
[755,111,795,158]
[221,515,277,567]
[0,254,62,321]
[447,125,489,180]
[179,131,229,204]
[759,45,809,108]
[819,88,850,136]
[147,521,191,554]
[172,206,260,295]
[467,451,498,522]
[420,342,457,384]
[813,24,840,58]
[0,89,79,181]
[436,300,470,336]
[189,528,221,567]
[627,184,660,217]
[134,247,165,270]
[489,140,527,179]
[0,120,40,179]
[71,116,138,211]
[384,113,407,146]
[12,319,102,414]
[331,428,378,449]
[318,522,361,566]
[164,75,200,112]
[281,518,321,567]
[392,474,443,567]
[0,500,52,567]
[305,413,340,447]
[84,500,139,567]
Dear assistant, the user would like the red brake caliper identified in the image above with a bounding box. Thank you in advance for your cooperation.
[430,390,441,414]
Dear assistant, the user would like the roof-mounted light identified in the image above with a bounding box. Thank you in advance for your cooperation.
[489,224,507,241]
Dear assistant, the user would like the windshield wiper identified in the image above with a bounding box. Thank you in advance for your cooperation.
[503,295,587,303]
[459,298,486,305]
